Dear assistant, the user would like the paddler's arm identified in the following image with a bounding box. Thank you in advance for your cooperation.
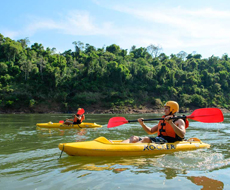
[165,116,186,138]
[66,114,76,121]
[76,115,82,120]
[138,118,158,135]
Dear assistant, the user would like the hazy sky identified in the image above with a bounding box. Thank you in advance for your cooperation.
[1,0,230,58]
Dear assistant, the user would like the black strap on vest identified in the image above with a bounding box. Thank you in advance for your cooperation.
[159,114,175,135]
[159,121,166,133]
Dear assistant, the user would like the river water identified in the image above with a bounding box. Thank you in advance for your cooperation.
[0,113,230,190]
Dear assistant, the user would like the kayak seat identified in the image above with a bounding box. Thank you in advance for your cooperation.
[187,137,201,142]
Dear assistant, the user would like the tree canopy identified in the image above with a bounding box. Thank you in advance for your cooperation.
[0,33,229,113]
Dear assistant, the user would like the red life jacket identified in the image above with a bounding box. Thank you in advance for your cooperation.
[157,115,189,142]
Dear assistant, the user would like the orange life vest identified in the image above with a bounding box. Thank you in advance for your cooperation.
[157,115,189,142]
[74,115,85,124]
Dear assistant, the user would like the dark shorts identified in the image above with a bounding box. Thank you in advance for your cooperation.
[73,121,82,124]
[139,137,168,144]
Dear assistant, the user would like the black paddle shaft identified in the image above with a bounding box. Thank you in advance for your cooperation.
[128,116,187,123]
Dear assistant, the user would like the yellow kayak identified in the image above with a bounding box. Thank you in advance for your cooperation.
[58,136,210,157]
[36,121,103,129]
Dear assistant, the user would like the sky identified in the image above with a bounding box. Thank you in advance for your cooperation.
[1,0,230,58]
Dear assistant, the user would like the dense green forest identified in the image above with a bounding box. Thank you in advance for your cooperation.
[0,33,230,113]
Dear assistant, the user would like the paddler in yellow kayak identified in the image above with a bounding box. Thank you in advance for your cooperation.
[122,101,188,143]
[64,108,85,125]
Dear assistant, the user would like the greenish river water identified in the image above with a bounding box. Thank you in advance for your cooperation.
[0,113,230,190]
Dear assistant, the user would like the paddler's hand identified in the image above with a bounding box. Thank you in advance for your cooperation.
[138,118,144,124]
[76,115,82,120]
[164,115,174,123]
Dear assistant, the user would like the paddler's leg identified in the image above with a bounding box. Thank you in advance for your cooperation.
[122,136,140,143]
[64,120,73,125]
[136,137,152,143]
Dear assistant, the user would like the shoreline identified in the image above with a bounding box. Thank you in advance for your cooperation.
[0,107,229,114]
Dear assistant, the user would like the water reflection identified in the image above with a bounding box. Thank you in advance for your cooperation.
[58,156,161,174]
[58,155,225,189]
[160,168,187,179]
[58,149,230,175]
[36,127,88,140]
[188,176,224,190]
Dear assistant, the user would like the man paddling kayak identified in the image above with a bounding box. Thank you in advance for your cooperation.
[122,101,188,143]
[64,108,85,125]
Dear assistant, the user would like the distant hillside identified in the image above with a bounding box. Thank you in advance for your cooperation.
[1,33,230,113]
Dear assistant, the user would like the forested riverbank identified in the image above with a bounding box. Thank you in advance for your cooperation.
[1,33,230,114]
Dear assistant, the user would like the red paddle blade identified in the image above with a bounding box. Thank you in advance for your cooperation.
[59,120,64,123]
[187,108,224,123]
[107,117,129,128]
[77,108,85,115]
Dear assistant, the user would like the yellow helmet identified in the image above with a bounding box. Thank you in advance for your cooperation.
[164,101,179,114]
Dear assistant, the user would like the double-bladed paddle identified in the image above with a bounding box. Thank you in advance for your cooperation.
[59,108,85,123]
[107,108,224,128]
